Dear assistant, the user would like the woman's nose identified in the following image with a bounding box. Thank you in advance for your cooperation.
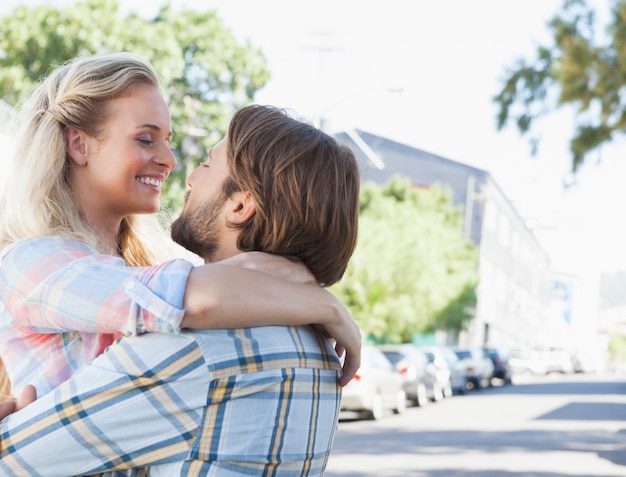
[158,146,177,171]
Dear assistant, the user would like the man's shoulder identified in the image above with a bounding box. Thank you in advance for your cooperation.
[106,326,342,379]
[100,332,204,374]
[186,325,342,376]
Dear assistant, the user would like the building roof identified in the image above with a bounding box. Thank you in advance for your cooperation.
[336,129,490,207]
[334,128,541,250]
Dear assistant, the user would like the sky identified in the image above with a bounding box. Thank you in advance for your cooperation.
[1,0,624,275]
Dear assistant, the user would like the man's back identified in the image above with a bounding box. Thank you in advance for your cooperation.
[161,325,342,476]
[0,326,342,477]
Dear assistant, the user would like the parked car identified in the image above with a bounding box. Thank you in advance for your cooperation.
[340,345,406,420]
[508,348,548,376]
[483,347,513,384]
[570,352,597,373]
[509,348,576,376]
[418,345,466,396]
[452,347,494,390]
[537,349,575,374]
[378,343,439,406]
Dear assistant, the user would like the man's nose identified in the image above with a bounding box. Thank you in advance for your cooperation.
[187,164,203,188]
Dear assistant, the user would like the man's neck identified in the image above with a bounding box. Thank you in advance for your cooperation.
[203,248,241,264]
[210,251,316,284]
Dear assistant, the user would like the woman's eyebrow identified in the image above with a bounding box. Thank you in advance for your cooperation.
[137,123,173,139]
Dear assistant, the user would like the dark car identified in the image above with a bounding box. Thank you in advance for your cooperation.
[483,347,513,384]
[378,343,440,406]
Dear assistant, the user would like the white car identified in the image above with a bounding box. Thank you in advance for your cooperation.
[452,347,495,390]
[341,346,406,420]
[419,345,466,396]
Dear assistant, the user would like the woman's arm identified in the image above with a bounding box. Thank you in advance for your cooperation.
[0,238,361,385]
[182,263,361,386]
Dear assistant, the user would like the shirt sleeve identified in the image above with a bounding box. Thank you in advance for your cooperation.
[0,333,210,476]
[0,236,194,335]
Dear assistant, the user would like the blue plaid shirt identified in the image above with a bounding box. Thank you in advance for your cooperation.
[0,324,342,476]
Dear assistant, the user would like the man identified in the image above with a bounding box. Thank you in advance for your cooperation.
[0,104,360,476]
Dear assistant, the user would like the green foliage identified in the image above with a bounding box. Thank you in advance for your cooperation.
[1,1,480,341]
[331,176,479,343]
[494,0,626,172]
[607,335,626,360]
[0,0,270,214]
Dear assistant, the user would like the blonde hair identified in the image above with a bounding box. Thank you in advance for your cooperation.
[0,52,176,266]
[0,358,13,402]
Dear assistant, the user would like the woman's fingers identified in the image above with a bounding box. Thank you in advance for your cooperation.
[0,400,16,420]
[0,385,36,421]
[17,385,36,410]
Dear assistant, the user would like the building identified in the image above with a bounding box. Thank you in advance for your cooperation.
[336,129,569,351]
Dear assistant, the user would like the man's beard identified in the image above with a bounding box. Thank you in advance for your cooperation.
[171,195,224,263]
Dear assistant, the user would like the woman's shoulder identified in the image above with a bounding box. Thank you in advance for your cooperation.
[9,235,93,251]
[1,236,96,263]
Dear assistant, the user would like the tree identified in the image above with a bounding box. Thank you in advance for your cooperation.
[0,0,270,213]
[494,0,626,173]
[331,176,479,343]
[607,335,626,370]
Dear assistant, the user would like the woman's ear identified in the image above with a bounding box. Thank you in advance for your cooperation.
[65,126,88,166]
[226,191,256,225]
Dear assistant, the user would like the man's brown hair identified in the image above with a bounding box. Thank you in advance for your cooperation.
[225,104,360,287]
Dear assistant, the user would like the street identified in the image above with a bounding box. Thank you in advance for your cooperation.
[325,373,626,477]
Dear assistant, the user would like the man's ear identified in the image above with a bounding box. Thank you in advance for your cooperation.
[64,126,88,166]
[226,191,256,225]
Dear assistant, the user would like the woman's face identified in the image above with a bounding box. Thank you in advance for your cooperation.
[71,84,176,232]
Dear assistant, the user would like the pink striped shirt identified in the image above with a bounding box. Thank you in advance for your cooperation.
[0,236,193,396]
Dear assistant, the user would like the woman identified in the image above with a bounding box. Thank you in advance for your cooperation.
[0,52,360,399]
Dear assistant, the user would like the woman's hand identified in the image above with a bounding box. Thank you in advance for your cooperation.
[220,252,316,284]
[0,385,36,420]
[314,290,361,386]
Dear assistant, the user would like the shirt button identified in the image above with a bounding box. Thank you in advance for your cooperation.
[125,279,136,290]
